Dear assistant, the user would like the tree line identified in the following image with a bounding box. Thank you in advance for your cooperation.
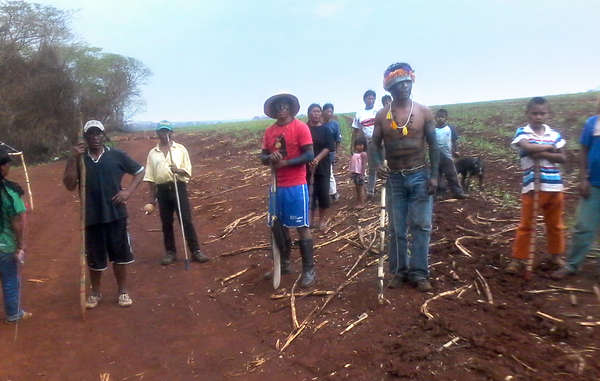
[0,0,151,161]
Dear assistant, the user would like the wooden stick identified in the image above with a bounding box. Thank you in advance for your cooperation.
[454,236,477,257]
[313,320,329,333]
[421,285,470,320]
[593,285,600,304]
[511,354,538,373]
[535,311,564,323]
[549,285,593,294]
[78,136,87,320]
[270,290,334,300]
[346,231,377,277]
[219,243,269,257]
[290,274,301,330]
[475,269,493,304]
[438,336,460,352]
[525,161,540,280]
[377,177,387,305]
[577,321,600,327]
[220,267,250,284]
[15,153,34,210]
[339,312,368,335]
[280,268,367,352]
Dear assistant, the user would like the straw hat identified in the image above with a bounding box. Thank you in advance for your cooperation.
[263,93,300,119]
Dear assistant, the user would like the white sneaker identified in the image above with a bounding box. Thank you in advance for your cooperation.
[86,294,102,309]
[118,293,133,307]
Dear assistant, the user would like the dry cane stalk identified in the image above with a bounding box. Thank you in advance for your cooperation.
[290,274,301,330]
[475,269,493,304]
[339,312,368,335]
[421,285,470,320]
[346,231,377,277]
[219,243,270,257]
[535,311,564,323]
[220,267,250,284]
[454,236,477,257]
[270,290,334,300]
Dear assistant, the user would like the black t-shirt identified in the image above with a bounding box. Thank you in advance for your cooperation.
[308,125,336,177]
[83,147,143,226]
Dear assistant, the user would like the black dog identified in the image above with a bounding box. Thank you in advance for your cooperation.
[455,157,484,192]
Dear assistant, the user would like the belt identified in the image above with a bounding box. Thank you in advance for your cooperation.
[389,164,426,176]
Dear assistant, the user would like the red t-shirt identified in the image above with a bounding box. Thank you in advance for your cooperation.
[262,119,313,187]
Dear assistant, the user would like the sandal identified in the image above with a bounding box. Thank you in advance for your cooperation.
[118,293,133,307]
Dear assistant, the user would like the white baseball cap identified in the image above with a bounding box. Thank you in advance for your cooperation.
[83,120,105,133]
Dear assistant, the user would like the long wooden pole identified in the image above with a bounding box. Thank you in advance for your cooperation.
[377,161,387,304]
[166,135,190,270]
[524,161,539,280]
[79,138,87,319]
[7,152,33,211]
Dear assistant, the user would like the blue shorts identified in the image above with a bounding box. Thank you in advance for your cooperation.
[268,184,309,228]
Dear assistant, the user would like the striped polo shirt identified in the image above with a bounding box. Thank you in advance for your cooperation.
[510,124,565,193]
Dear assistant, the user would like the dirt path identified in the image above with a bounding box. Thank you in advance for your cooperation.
[1,131,598,380]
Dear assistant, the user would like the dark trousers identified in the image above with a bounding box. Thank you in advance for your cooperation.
[156,181,199,254]
[437,155,463,195]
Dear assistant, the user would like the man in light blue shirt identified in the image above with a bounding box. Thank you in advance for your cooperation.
[435,109,465,199]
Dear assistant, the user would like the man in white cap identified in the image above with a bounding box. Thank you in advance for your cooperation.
[143,121,209,265]
[63,120,145,308]
[372,63,439,292]
[260,93,316,288]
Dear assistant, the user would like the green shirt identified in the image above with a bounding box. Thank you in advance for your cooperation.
[0,185,26,254]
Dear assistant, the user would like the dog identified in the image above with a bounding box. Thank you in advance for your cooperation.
[455,157,484,192]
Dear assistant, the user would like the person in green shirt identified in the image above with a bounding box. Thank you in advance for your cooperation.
[0,149,30,322]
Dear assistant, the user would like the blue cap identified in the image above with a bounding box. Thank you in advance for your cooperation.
[157,120,173,131]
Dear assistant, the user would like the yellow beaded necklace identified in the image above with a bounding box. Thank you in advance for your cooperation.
[386,100,414,136]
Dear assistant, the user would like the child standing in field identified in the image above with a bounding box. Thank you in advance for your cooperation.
[506,97,566,275]
[350,137,368,209]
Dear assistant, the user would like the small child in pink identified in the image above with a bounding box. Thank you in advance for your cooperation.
[349,138,368,209]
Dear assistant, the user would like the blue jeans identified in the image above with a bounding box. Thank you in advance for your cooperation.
[0,252,22,321]
[386,169,433,281]
[366,141,383,195]
[565,186,600,272]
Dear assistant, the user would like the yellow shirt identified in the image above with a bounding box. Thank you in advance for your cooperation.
[143,142,192,184]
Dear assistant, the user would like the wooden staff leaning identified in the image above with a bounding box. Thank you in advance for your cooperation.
[524,161,540,280]
[78,133,87,319]
[166,135,190,270]
[377,160,387,304]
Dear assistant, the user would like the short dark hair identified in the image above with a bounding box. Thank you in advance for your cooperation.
[382,95,392,103]
[354,136,367,148]
[526,97,548,111]
[323,103,334,112]
[436,109,448,117]
[363,90,376,100]
[307,103,321,114]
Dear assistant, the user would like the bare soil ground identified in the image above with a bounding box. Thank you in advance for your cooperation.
[1,128,599,381]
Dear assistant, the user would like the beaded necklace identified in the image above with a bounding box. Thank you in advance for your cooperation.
[386,100,414,136]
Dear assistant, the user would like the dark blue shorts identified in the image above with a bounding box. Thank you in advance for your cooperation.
[268,184,309,228]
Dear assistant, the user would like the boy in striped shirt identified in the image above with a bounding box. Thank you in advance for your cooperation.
[506,97,566,275]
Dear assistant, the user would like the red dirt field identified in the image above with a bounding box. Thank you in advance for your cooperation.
[1,130,599,381]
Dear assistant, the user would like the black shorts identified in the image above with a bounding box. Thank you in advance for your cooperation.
[351,173,365,185]
[86,219,134,271]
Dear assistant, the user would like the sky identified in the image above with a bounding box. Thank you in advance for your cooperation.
[36,0,600,122]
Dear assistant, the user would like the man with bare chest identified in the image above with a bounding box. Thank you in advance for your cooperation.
[372,62,439,292]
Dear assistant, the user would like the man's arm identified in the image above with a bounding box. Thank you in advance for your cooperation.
[145,181,157,205]
[424,112,440,182]
[277,145,314,168]
[517,140,555,153]
[12,213,25,251]
[63,143,86,191]
[112,168,145,204]
[531,149,566,163]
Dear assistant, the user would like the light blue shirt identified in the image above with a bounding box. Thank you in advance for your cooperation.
[435,125,453,158]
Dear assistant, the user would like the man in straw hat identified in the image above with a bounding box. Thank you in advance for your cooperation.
[63,120,145,308]
[372,63,439,292]
[142,120,209,265]
[260,93,316,288]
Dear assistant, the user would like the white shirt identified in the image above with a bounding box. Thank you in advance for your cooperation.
[352,107,378,139]
[435,125,453,158]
